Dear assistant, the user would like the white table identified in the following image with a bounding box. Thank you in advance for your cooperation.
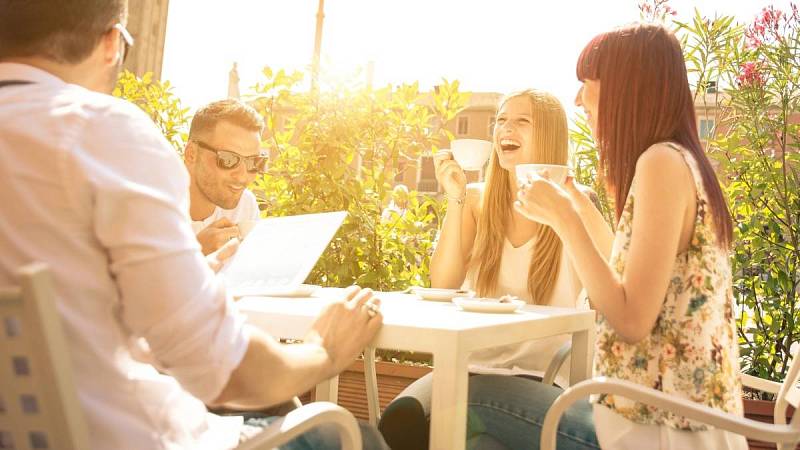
[238,290,595,450]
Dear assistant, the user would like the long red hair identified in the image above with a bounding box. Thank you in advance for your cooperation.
[576,23,732,248]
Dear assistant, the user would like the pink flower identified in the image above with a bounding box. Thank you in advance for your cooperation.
[745,33,763,49]
[663,343,677,360]
[760,7,783,31]
[638,0,677,20]
[737,62,765,88]
[748,5,793,45]
[611,341,625,357]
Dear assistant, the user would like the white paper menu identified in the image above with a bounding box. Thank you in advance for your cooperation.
[221,211,347,297]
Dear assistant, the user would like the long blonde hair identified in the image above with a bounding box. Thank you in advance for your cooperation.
[470,89,569,304]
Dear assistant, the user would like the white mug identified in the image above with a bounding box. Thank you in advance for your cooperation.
[450,139,493,171]
[515,164,569,187]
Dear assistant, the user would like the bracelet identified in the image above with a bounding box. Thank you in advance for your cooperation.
[446,195,466,206]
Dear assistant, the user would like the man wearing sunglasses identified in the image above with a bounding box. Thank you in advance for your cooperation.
[184,99,267,255]
[0,1,388,449]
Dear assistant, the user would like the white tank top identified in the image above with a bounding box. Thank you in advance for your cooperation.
[462,236,584,386]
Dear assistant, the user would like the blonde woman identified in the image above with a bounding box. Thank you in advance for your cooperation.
[378,90,589,450]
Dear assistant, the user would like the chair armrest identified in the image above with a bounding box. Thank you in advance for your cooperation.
[742,373,782,395]
[236,402,362,450]
[542,341,571,386]
[540,377,800,450]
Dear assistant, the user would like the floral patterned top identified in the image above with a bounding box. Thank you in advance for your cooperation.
[593,143,743,430]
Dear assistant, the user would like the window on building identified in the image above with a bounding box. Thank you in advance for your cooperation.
[418,156,438,192]
[699,119,715,139]
[457,116,469,136]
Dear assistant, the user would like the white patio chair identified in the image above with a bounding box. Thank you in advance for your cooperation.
[0,263,362,450]
[542,341,574,387]
[541,347,800,450]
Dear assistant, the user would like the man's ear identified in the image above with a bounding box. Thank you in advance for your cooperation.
[184,143,198,172]
[102,27,123,66]
[184,143,196,163]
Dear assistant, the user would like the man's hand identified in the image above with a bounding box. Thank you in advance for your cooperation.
[304,286,383,377]
[206,237,239,273]
[196,218,240,255]
[212,285,384,409]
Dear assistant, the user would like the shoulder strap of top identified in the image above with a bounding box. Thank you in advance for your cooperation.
[662,141,707,198]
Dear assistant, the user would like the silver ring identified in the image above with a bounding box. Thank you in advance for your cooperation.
[365,302,379,318]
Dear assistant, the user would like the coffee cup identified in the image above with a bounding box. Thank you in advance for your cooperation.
[515,164,569,187]
[450,139,493,171]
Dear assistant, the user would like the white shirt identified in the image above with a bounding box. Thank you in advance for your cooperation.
[0,63,249,450]
[459,183,584,386]
[463,238,583,386]
[191,189,259,234]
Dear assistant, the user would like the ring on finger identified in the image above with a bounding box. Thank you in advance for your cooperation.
[365,302,380,318]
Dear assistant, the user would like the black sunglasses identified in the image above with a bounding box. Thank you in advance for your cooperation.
[193,139,268,173]
[112,23,134,63]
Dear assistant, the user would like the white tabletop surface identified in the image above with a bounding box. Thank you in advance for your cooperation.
[238,288,596,450]
[238,289,594,352]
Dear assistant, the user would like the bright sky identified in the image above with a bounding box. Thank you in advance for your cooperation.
[162,0,793,117]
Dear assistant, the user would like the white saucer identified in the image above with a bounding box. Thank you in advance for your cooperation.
[236,284,320,298]
[410,287,475,302]
[452,297,525,313]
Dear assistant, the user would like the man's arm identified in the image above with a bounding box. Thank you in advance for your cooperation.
[212,287,383,409]
[85,102,382,407]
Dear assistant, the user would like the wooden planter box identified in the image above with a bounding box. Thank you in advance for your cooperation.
[299,360,431,421]
[743,399,798,450]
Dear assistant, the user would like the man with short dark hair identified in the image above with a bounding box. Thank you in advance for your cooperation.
[0,1,387,449]
[185,99,266,255]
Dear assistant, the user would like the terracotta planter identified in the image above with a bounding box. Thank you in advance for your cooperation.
[299,360,431,421]
[743,399,798,450]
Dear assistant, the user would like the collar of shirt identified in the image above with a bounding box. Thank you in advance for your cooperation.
[0,62,69,88]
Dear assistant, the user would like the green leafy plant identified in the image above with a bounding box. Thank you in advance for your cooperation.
[676,4,800,387]
[113,70,190,154]
[580,1,800,389]
[569,114,615,225]
[248,67,468,291]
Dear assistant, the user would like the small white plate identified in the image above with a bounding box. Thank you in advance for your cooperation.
[410,287,475,302]
[239,284,319,298]
[453,297,526,313]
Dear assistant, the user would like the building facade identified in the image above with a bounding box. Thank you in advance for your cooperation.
[403,92,503,193]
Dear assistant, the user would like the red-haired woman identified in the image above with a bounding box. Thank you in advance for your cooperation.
[514,23,746,450]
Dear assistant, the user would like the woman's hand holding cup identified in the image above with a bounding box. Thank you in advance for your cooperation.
[513,169,573,230]
[433,149,467,201]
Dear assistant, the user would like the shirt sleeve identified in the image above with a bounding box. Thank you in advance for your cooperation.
[74,98,250,403]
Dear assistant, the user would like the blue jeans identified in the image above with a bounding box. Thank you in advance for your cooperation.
[378,373,599,450]
[241,414,389,450]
